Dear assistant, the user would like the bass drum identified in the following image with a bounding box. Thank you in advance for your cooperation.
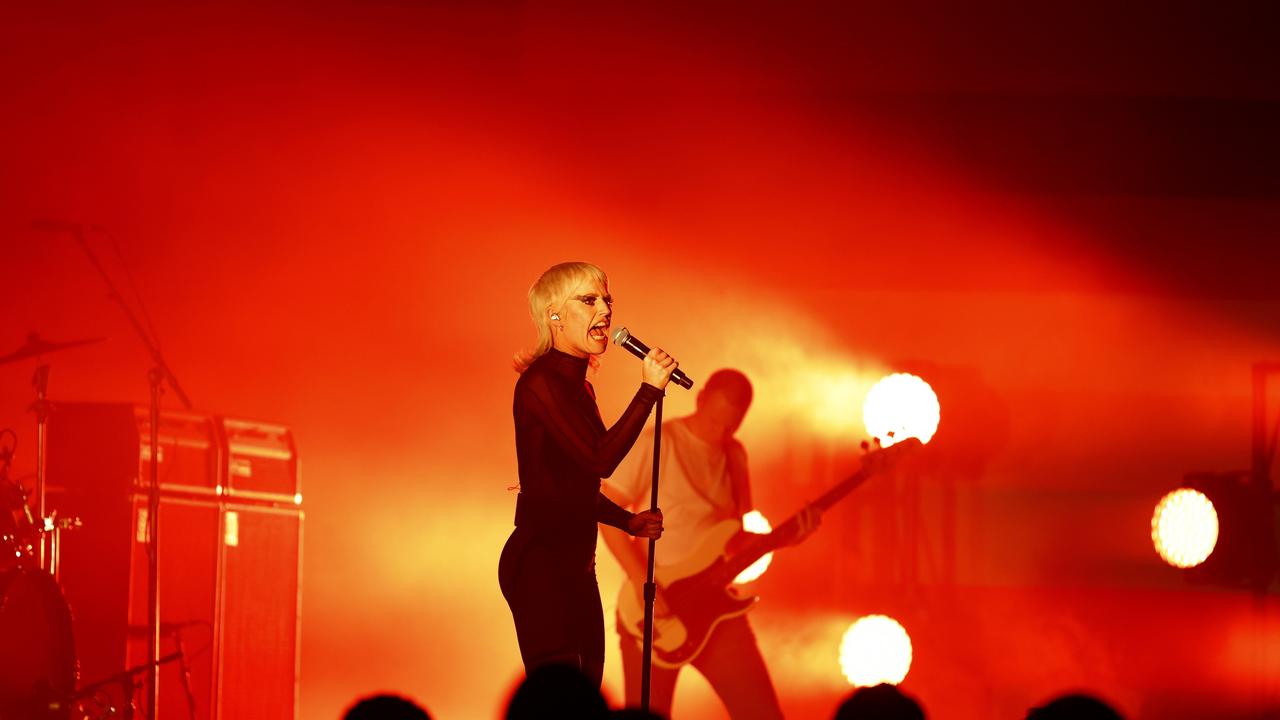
[0,569,76,720]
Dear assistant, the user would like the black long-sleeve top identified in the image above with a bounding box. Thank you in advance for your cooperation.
[512,348,663,555]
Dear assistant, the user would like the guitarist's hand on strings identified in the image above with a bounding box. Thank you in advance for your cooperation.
[627,509,664,540]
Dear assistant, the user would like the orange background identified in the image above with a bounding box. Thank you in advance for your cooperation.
[2,3,1279,718]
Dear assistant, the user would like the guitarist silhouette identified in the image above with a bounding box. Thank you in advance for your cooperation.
[601,369,818,719]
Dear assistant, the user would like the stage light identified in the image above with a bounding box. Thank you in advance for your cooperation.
[1151,488,1218,568]
[839,614,913,686]
[862,373,939,447]
[1171,472,1278,590]
[732,510,773,584]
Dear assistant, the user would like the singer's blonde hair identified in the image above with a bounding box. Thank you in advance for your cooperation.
[513,261,608,373]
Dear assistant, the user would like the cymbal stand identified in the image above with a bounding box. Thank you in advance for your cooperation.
[31,363,52,573]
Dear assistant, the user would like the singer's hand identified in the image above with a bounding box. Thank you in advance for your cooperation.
[642,348,678,390]
[628,509,664,540]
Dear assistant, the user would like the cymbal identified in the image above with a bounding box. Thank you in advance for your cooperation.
[0,333,105,366]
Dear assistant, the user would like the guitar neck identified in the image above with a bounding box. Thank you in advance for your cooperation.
[715,465,876,584]
[808,464,877,514]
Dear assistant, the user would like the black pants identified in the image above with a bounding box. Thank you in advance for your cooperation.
[499,526,605,685]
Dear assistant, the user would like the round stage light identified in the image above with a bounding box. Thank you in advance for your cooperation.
[732,510,774,584]
[1152,488,1219,568]
[862,373,940,447]
[839,614,913,686]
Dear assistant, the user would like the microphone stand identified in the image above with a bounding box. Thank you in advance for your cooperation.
[174,631,199,720]
[71,227,193,720]
[640,394,662,713]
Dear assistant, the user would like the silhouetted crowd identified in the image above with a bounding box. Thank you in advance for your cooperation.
[340,663,1125,720]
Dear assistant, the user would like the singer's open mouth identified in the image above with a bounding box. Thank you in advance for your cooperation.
[589,322,609,341]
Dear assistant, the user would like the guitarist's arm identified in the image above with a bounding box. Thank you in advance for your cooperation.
[725,440,753,517]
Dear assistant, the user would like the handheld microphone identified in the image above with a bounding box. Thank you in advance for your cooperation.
[610,327,694,390]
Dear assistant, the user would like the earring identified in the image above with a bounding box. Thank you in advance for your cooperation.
[550,314,560,321]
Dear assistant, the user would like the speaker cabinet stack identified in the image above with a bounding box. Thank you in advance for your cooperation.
[48,403,302,720]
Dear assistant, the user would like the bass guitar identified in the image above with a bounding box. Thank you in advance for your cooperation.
[617,437,921,668]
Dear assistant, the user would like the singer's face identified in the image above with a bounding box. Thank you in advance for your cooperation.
[553,278,613,358]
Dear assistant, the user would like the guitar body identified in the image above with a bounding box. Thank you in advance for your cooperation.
[616,519,759,668]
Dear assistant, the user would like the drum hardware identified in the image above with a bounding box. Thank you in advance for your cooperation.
[1,429,37,572]
[70,650,188,720]
[0,333,106,367]
[32,362,53,574]
[1,438,84,579]
[0,333,103,576]
[0,568,76,720]
[39,511,84,585]
[0,416,83,720]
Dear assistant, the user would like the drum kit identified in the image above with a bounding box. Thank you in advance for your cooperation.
[7,224,206,720]
[0,332,169,720]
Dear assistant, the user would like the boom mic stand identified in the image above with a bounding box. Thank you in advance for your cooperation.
[71,227,193,720]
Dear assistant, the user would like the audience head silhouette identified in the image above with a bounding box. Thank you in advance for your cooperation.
[1026,693,1124,720]
[342,693,432,720]
[506,663,610,720]
[833,683,926,720]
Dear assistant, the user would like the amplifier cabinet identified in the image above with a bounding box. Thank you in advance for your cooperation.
[48,402,221,699]
[221,419,299,504]
[48,403,301,720]
[138,408,221,495]
[125,495,220,720]
[216,503,303,720]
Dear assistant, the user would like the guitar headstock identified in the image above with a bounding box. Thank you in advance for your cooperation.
[858,434,923,471]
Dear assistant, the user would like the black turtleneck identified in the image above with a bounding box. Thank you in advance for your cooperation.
[512,348,663,547]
